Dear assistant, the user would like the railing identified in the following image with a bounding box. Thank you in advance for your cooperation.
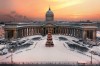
[0,61,100,66]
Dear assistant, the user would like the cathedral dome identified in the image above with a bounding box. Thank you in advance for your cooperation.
[46,8,54,17]
[46,7,54,21]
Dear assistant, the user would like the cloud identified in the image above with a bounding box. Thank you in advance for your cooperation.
[47,0,67,2]
[0,0,13,9]
[53,0,86,10]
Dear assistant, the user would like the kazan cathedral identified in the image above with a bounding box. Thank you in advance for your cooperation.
[4,7,97,43]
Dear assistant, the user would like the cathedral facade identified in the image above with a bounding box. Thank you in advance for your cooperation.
[4,8,97,43]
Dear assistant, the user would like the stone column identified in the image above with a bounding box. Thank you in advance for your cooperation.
[68,28,69,36]
[28,28,30,36]
[72,28,74,37]
[78,30,81,38]
[26,28,27,36]
[28,27,30,36]
[39,28,40,34]
[19,29,21,38]
[33,28,35,34]
[80,30,83,38]
[25,28,27,36]
[93,30,96,42]
[35,28,37,34]
[34,28,35,35]
[74,29,75,37]
[20,29,22,38]
[60,28,62,34]
[21,29,23,37]
[69,28,70,36]
[32,27,34,35]
[71,28,72,36]
[14,29,18,39]
[25,28,27,37]
[32,27,33,35]
[30,27,32,35]
[24,28,26,37]
[17,29,19,38]
[38,28,39,34]
[61,27,64,35]
[70,28,71,36]
[82,30,87,40]
[79,29,81,38]
[63,28,64,35]
[71,28,73,36]
[22,29,24,37]
[5,30,8,39]
[59,28,61,34]
[27,28,28,36]
[30,28,32,35]
[75,29,77,37]
[29,27,31,36]
[65,28,66,35]
[69,28,71,36]
[77,29,79,38]
[37,28,39,34]
[18,29,20,38]
[66,28,68,35]
[59,28,60,34]
[64,28,66,35]
[67,28,69,35]
[23,29,25,37]
[68,28,70,36]
[76,29,78,38]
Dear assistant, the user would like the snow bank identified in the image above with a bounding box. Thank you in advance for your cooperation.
[97,31,100,37]
[91,46,100,55]
[0,45,5,49]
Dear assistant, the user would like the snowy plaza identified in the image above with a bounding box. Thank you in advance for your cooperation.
[0,34,100,64]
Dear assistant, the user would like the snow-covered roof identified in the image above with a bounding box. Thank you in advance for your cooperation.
[81,26,98,29]
[4,22,97,29]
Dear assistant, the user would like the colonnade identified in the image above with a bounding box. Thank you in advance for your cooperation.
[5,25,97,42]
[55,27,83,39]
[17,27,41,38]
[43,26,96,41]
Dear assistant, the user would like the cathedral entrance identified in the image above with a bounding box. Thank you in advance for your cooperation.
[45,23,54,34]
[46,27,54,34]
[41,23,54,36]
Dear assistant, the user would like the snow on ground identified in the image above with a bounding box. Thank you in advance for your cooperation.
[97,31,100,37]
[0,45,5,49]
[0,35,100,64]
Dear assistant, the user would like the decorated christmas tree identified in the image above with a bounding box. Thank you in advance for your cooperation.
[45,30,54,47]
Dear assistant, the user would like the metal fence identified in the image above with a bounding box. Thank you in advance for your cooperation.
[0,61,100,66]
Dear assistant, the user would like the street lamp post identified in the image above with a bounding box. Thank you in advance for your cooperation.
[90,49,93,65]
[11,49,13,64]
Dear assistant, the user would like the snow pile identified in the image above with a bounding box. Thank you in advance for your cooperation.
[97,31,100,37]
[0,45,5,49]
[91,46,100,56]
[0,45,8,55]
